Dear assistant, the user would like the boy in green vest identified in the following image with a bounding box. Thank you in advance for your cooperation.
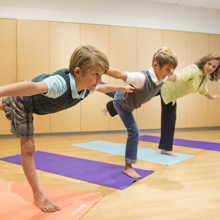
[0,45,134,212]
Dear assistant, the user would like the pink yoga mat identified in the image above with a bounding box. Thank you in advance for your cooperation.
[0,179,104,220]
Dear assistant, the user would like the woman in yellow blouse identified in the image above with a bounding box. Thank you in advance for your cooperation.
[159,54,220,156]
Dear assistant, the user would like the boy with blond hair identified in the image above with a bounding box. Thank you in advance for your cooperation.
[103,47,178,178]
[0,45,134,212]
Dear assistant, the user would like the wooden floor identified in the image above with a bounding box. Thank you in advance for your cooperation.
[0,130,220,220]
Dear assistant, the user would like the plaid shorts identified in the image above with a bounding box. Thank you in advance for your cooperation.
[2,96,34,138]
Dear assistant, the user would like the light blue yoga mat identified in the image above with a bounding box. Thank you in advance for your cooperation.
[72,141,194,166]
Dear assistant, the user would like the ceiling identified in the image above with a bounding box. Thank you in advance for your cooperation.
[135,0,220,10]
[0,0,220,11]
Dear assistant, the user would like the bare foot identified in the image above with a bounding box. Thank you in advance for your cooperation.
[123,163,141,178]
[102,106,108,116]
[34,192,60,212]
[161,149,176,156]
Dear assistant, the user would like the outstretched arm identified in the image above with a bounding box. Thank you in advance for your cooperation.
[204,93,220,100]
[167,73,177,82]
[107,68,128,81]
[0,81,48,97]
[107,69,146,89]
[97,84,134,93]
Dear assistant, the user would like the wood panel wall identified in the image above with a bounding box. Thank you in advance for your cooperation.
[0,19,16,134]
[49,22,81,133]
[0,18,220,135]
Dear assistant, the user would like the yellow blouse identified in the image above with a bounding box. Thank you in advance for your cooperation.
[161,64,208,105]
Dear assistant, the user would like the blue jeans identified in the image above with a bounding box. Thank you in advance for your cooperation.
[113,92,139,164]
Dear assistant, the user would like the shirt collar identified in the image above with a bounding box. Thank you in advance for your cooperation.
[69,74,87,99]
[149,67,167,85]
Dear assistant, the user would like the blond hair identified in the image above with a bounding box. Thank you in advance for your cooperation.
[69,45,109,76]
[152,47,178,69]
[194,54,220,81]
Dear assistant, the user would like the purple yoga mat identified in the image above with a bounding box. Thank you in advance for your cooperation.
[0,151,154,190]
[139,135,220,151]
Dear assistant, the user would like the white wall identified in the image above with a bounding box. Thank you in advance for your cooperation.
[0,0,220,34]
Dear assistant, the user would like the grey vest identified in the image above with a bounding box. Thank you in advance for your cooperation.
[117,70,163,112]
[23,68,90,115]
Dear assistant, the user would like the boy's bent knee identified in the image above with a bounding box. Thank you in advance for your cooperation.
[20,138,35,156]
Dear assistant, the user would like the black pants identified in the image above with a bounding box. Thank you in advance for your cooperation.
[157,92,177,151]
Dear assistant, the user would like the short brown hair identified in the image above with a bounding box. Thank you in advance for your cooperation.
[69,45,109,76]
[152,47,178,69]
